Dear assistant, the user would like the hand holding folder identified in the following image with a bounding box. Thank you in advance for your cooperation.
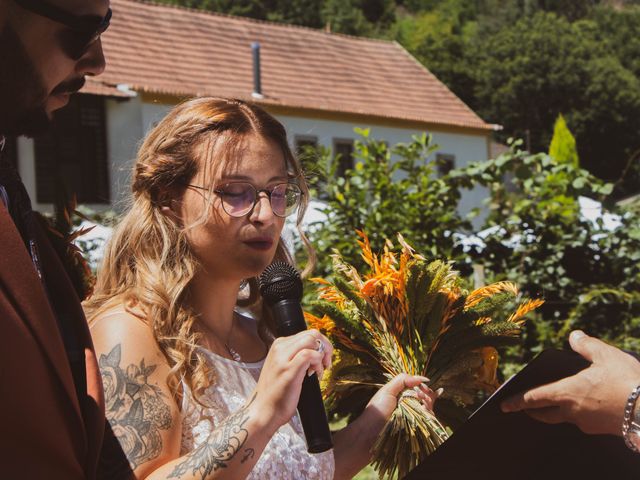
[501,331,640,437]
[404,348,640,480]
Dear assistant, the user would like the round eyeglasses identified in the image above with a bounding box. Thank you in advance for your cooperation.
[185,182,303,218]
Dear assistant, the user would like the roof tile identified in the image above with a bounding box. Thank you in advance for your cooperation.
[82,0,492,131]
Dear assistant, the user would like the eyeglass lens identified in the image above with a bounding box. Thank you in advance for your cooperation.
[62,12,110,60]
[59,29,100,60]
[14,0,111,60]
[220,183,301,217]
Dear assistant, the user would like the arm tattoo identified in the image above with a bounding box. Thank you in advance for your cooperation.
[168,394,257,479]
[99,344,173,471]
[240,448,255,464]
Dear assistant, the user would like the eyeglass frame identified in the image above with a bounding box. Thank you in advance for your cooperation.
[183,181,304,218]
[12,0,112,59]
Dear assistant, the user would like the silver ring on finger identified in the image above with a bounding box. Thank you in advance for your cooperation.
[315,339,325,354]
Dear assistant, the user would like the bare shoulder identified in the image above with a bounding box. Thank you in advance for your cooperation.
[91,306,151,342]
[91,307,161,362]
[91,307,182,477]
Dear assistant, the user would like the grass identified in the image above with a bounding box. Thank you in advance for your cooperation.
[354,464,380,479]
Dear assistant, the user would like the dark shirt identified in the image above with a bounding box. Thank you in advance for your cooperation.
[0,136,88,429]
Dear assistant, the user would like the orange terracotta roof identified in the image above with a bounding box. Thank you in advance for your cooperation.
[83,0,492,131]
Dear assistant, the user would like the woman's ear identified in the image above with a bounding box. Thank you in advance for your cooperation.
[158,190,183,224]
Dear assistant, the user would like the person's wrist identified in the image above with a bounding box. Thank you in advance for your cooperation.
[248,396,282,436]
[622,384,640,452]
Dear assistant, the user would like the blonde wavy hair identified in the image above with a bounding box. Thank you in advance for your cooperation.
[84,97,315,403]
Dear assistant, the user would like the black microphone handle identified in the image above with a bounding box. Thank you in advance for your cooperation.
[271,299,333,454]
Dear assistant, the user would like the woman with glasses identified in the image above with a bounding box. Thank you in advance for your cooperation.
[85,97,437,479]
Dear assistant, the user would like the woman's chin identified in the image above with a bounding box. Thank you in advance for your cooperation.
[239,255,276,279]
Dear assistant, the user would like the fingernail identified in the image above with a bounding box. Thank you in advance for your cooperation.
[571,330,586,341]
[418,376,430,383]
[436,387,444,397]
[307,368,315,377]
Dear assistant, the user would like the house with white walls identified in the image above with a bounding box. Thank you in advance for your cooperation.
[6,0,496,219]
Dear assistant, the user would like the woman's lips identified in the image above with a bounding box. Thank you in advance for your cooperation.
[243,238,274,251]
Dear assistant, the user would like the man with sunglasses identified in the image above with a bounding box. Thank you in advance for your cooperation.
[0,0,109,134]
[0,0,111,478]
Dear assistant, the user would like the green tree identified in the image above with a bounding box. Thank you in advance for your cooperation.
[266,0,324,28]
[320,0,396,35]
[548,114,578,167]
[156,0,269,18]
[454,140,640,357]
[536,0,599,21]
[565,56,640,194]
[473,12,640,198]
[321,0,371,34]
[591,5,640,78]
[392,0,481,108]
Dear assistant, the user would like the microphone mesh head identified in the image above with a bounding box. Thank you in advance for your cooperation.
[259,261,303,304]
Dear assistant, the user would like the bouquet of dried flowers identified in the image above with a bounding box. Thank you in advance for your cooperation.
[304,231,543,478]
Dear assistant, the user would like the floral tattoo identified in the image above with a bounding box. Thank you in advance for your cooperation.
[168,394,257,479]
[99,344,173,471]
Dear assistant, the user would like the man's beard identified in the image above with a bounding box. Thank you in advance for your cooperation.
[0,23,51,137]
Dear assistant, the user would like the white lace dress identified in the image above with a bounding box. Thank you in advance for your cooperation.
[180,347,335,479]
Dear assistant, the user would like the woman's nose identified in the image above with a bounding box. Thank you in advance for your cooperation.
[249,192,276,223]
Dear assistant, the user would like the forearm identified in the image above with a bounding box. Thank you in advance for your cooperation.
[146,395,277,480]
[332,403,389,480]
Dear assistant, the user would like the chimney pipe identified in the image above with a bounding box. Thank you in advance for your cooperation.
[252,42,263,99]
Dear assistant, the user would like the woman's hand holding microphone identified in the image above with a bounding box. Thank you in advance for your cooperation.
[250,328,439,435]
[251,329,333,432]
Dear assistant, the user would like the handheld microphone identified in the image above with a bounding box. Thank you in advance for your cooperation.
[259,261,333,454]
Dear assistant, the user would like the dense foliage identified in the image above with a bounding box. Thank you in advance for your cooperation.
[300,129,471,278]
[301,131,640,372]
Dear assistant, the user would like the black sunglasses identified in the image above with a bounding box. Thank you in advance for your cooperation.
[13,0,111,60]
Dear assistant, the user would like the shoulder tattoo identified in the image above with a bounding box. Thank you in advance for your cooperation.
[99,344,173,471]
